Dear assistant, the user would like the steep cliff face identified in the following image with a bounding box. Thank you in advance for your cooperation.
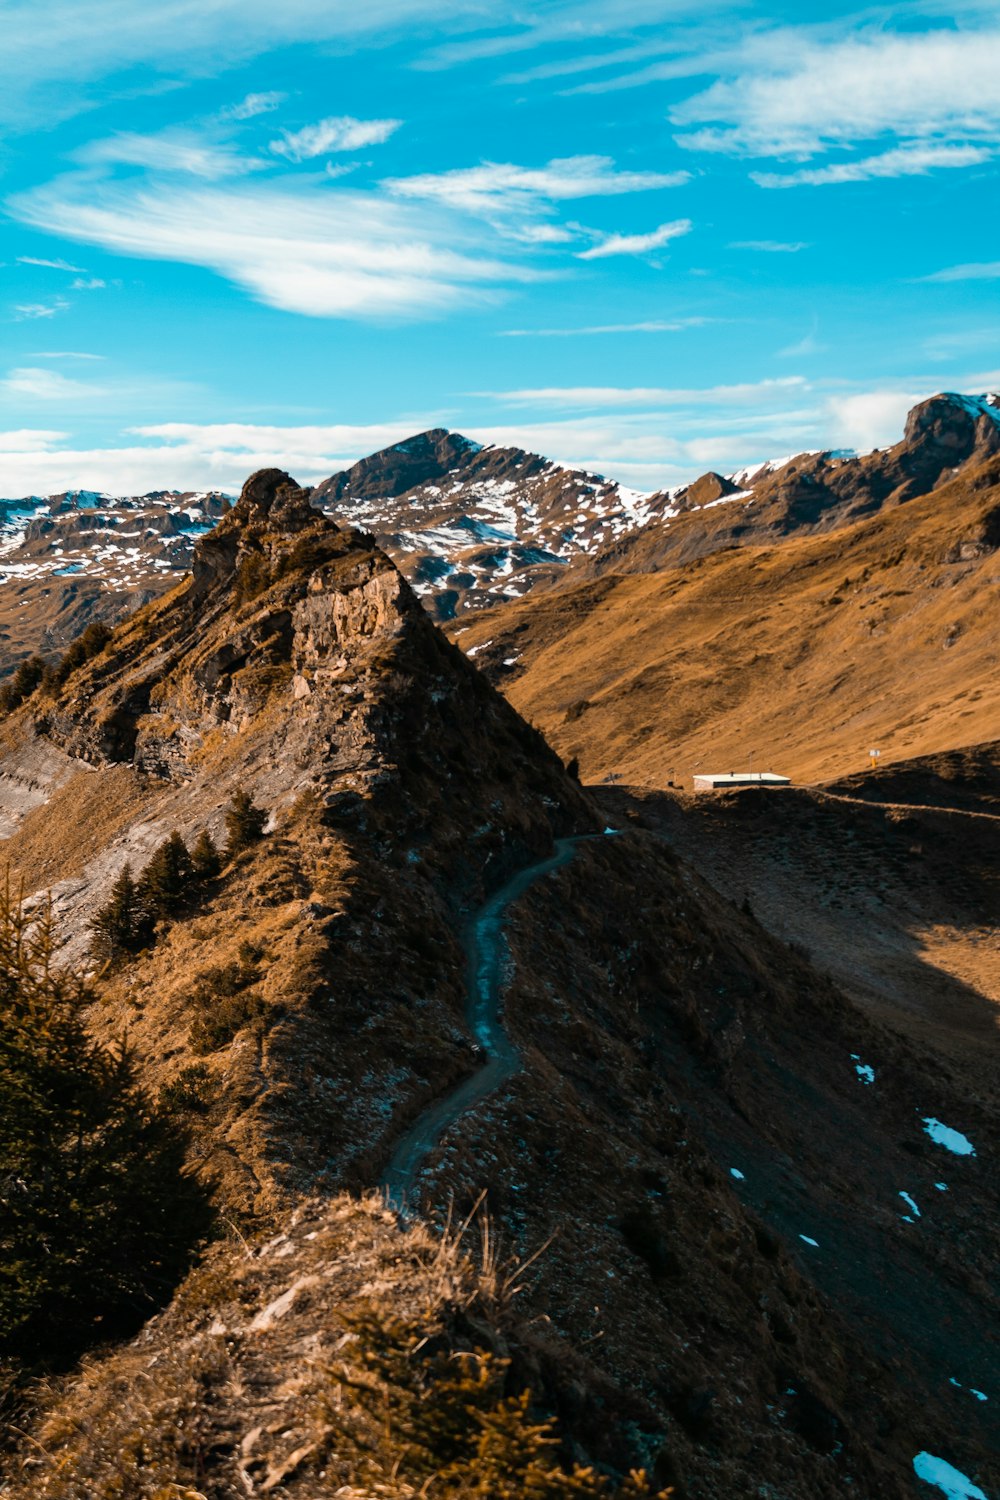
[27,467,583,866]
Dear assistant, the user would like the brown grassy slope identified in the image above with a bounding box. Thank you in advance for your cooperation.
[451,453,1000,787]
[3,1195,669,1500]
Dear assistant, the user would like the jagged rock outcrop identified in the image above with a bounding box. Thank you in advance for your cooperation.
[28,467,583,856]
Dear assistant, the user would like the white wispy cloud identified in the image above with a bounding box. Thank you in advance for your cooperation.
[486,376,809,407]
[577,218,691,259]
[500,318,708,336]
[1,365,106,400]
[0,428,69,455]
[386,156,689,220]
[12,299,70,319]
[921,261,1000,282]
[271,116,402,160]
[70,276,106,290]
[9,145,688,323]
[0,418,442,494]
[9,177,536,321]
[0,2,486,125]
[729,239,807,252]
[223,91,285,121]
[824,390,922,452]
[671,27,1000,159]
[415,1,709,72]
[753,143,993,188]
[17,255,86,271]
[77,130,265,179]
[28,351,106,359]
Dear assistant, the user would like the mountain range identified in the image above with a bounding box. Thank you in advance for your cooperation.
[0,397,996,1500]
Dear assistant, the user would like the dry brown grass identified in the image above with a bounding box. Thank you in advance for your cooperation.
[4,765,154,890]
[0,1194,668,1500]
[453,458,1000,788]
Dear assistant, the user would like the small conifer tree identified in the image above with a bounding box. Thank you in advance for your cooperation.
[190,829,222,881]
[0,655,47,713]
[224,789,266,856]
[138,831,195,922]
[0,880,208,1366]
[43,619,114,695]
[90,863,139,958]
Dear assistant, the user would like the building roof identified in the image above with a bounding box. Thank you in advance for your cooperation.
[693,772,790,785]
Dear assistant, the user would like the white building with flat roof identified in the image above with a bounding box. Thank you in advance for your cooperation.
[693,771,791,793]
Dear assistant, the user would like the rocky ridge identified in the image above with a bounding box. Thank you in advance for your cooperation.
[589,391,1000,577]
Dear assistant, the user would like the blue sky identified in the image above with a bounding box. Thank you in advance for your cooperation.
[1,0,998,495]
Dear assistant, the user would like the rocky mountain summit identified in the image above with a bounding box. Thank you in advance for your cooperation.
[313,426,661,619]
[590,391,1000,576]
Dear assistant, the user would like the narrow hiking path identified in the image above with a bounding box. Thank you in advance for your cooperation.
[814,790,1000,825]
[382,833,607,1210]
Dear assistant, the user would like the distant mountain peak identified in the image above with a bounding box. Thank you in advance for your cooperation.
[313,429,484,506]
[904,390,1000,453]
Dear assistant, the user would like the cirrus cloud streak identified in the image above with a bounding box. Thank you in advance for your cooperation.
[9,177,538,321]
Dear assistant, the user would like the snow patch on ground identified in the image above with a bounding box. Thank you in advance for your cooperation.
[923,1119,976,1156]
[899,1191,921,1218]
[730,1168,745,1181]
[850,1053,875,1084]
[799,1235,819,1248]
[912,1452,987,1499]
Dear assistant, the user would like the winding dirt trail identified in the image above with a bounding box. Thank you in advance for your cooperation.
[382,834,602,1210]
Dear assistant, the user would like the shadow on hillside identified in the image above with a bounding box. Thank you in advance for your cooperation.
[599,781,1000,1087]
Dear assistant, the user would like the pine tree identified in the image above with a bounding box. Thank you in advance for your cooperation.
[0,881,209,1366]
[43,620,115,695]
[224,789,266,856]
[90,863,140,958]
[138,832,195,922]
[0,655,47,713]
[190,829,222,882]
